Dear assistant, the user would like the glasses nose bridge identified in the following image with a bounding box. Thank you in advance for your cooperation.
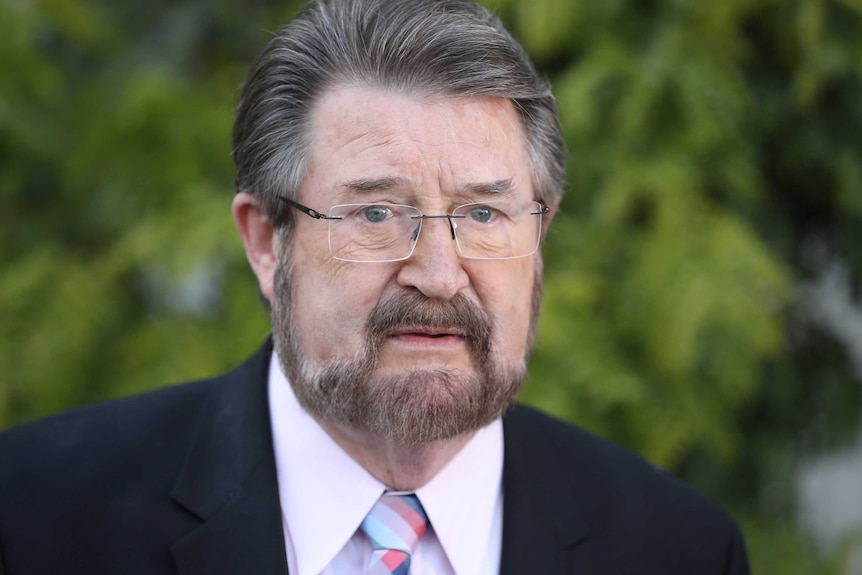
[413,213,458,241]
[408,213,463,261]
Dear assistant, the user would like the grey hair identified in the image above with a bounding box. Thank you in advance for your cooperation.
[232,0,566,231]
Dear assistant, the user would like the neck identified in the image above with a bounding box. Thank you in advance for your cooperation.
[318,420,474,491]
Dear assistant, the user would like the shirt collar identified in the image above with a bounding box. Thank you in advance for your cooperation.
[267,351,503,575]
[415,415,503,575]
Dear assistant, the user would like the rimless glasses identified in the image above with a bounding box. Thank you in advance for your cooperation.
[279,196,549,263]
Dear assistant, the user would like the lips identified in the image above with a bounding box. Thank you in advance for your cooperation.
[396,327,465,338]
[388,328,466,344]
[366,291,492,358]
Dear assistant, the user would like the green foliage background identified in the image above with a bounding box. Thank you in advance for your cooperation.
[2,0,861,572]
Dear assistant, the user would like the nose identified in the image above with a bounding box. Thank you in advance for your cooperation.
[396,216,469,300]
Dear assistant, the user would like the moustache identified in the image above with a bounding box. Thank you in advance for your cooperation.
[366,291,492,358]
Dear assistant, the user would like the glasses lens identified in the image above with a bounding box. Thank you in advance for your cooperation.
[328,204,421,262]
[451,200,543,260]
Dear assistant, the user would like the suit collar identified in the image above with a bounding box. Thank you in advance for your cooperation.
[499,404,591,575]
[170,339,289,575]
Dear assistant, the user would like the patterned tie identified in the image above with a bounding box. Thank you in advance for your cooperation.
[360,493,429,575]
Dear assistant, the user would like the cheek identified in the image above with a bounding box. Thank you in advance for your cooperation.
[498,299,533,356]
[289,255,394,361]
[474,260,536,357]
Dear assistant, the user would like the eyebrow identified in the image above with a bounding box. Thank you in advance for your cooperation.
[340,176,515,196]
[342,177,407,192]
[459,178,514,196]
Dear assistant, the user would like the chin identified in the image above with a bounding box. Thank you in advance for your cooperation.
[356,367,520,446]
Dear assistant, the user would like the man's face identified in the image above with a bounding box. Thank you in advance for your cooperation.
[271,85,544,444]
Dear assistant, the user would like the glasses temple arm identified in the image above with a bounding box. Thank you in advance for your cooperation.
[278,196,341,220]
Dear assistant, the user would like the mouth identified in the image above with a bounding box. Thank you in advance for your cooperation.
[397,326,465,337]
[387,327,467,345]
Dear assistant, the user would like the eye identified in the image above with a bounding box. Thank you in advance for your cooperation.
[362,205,391,223]
[468,205,494,223]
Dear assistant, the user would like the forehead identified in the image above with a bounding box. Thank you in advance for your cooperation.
[300,85,533,204]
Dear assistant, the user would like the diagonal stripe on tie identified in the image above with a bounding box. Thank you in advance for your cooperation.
[361,493,429,575]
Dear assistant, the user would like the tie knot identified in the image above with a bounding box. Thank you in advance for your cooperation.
[361,493,429,554]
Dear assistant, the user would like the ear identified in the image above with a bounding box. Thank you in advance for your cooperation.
[232,192,278,302]
[540,198,560,242]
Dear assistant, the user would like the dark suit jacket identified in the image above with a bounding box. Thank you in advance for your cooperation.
[0,341,749,574]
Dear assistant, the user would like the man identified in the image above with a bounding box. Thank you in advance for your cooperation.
[0,0,750,573]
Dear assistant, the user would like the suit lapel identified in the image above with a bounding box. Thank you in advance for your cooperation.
[170,341,289,575]
[499,405,591,575]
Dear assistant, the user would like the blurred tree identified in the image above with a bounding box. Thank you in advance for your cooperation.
[1,0,861,572]
[0,0,298,417]
[490,0,862,571]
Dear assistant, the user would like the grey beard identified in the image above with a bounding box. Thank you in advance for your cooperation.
[271,255,529,445]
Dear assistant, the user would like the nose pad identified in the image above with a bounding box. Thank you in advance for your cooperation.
[409,215,462,261]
